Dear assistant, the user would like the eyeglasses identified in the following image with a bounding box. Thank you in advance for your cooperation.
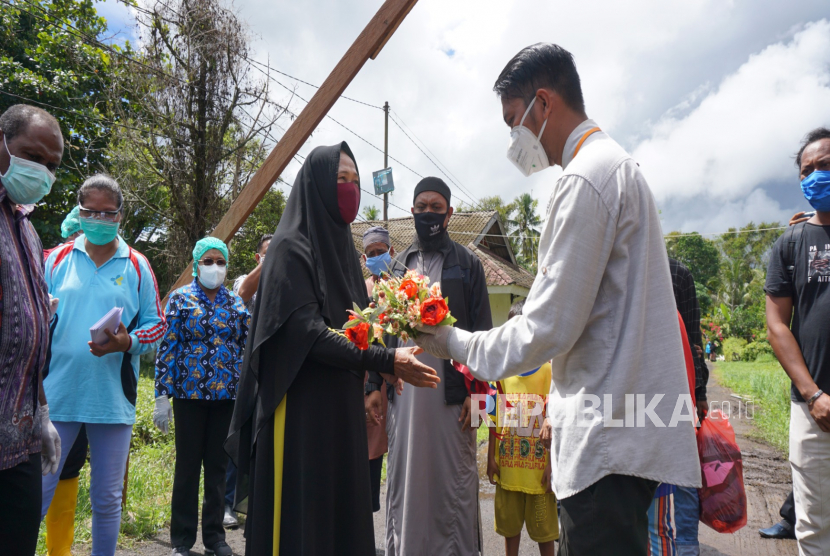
[198,258,227,267]
[78,204,122,222]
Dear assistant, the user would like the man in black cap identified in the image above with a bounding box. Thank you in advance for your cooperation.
[370,177,492,556]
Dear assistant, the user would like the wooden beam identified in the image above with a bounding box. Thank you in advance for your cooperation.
[164,0,419,299]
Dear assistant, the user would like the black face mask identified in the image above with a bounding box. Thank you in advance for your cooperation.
[414,211,448,251]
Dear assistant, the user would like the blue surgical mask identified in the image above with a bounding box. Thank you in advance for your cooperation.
[801,170,830,212]
[80,217,120,246]
[365,251,392,277]
[0,136,56,205]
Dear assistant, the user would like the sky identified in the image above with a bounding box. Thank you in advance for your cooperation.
[101,0,830,234]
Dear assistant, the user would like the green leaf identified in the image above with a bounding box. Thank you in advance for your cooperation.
[369,305,385,321]
[343,318,363,329]
[439,314,457,326]
[353,302,364,315]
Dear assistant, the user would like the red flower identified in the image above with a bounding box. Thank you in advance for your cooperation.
[345,316,371,350]
[399,279,419,299]
[420,297,449,326]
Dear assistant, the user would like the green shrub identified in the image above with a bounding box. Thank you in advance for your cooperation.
[743,340,774,362]
[133,376,174,446]
[723,337,748,361]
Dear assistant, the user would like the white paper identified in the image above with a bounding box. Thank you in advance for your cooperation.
[90,307,124,345]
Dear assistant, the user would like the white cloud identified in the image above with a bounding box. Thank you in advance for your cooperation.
[101,0,830,233]
[634,19,830,232]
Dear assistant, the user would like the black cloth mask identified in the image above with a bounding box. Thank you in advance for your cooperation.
[414,211,448,252]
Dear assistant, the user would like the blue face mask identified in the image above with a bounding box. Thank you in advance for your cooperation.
[0,136,56,205]
[365,251,392,277]
[801,170,830,212]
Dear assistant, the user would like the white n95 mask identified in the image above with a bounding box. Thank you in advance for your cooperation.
[198,264,227,290]
[506,96,550,177]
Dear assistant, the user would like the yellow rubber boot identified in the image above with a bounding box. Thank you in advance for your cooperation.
[45,476,79,556]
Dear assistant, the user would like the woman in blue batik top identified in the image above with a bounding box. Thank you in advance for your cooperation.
[153,237,250,556]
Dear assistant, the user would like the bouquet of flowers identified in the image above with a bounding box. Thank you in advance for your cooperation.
[340,270,456,350]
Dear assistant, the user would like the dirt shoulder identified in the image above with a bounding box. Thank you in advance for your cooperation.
[698,371,796,556]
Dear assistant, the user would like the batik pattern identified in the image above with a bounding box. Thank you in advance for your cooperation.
[155,280,249,400]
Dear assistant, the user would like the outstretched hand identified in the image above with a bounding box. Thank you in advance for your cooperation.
[413,325,453,360]
[393,347,441,388]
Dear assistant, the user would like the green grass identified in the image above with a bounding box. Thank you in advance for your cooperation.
[714,359,792,454]
[39,374,494,552]
[37,376,178,554]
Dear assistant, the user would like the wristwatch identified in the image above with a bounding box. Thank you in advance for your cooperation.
[365,382,381,395]
[807,389,824,407]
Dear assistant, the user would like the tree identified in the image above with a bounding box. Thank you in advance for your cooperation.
[0,0,121,247]
[107,0,287,289]
[458,195,515,232]
[665,232,721,291]
[362,205,380,221]
[227,187,285,280]
[509,193,541,273]
[717,221,782,270]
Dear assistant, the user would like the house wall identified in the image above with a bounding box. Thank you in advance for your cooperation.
[486,286,530,327]
[489,293,512,327]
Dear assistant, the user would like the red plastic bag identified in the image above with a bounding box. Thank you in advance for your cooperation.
[697,409,747,533]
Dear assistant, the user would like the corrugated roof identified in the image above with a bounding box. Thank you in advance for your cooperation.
[352,211,534,290]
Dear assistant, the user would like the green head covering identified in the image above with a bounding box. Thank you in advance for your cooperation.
[192,237,229,276]
[60,206,81,239]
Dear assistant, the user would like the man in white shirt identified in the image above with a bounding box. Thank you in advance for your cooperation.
[416,43,701,555]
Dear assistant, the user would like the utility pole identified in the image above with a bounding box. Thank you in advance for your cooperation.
[383,101,389,222]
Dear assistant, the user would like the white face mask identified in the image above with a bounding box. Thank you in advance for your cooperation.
[506,96,550,177]
[198,263,227,290]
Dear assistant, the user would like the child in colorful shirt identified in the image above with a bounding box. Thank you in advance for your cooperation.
[487,299,558,556]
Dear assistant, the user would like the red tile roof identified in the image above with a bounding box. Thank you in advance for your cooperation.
[351,211,534,290]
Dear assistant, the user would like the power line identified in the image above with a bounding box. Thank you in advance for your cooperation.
[6,0,292,117]
[8,0,438,197]
[386,114,475,206]
[0,88,270,157]
[124,1,383,112]
[253,72,429,181]
[388,110,479,206]
[245,57,382,110]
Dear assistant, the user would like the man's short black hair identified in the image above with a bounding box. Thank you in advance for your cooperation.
[508,298,526,320]
[0,104,60,141]
[493,43,585,114]
[257,233,273,254]
[796,127,830,168]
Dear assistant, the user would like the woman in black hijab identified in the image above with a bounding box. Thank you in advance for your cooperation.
[227,142,439,555]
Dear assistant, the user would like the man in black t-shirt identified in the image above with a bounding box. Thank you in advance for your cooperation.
[765,127,830,555]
